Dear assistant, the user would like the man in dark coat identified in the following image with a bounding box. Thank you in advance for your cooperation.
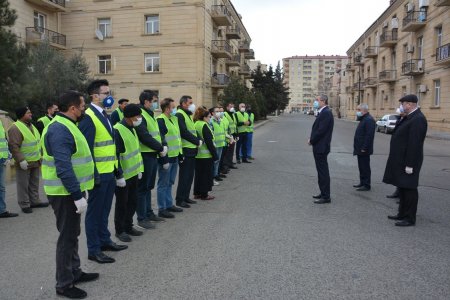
[383,94,427,227]
[353,103,376,191]
[308,94,334,204]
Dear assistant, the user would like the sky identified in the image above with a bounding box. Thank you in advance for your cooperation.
[232,0,390,67]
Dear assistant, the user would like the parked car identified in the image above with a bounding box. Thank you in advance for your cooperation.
[376,114,400,134]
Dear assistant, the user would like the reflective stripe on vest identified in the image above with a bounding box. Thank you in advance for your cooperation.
[114,123,144,180]
[225,112,237,134]
[38,116,52,129]
[0,121,8,159]
[85,108,117,173]
[140,108,162,153]
[41,115,94,195]
[177,109,198,149]
[157,113,182,158]
[195,121,213,159]
[14,121,41,162]
[247,113,255,133]
[212,119,225,148]
[236,111,249,134]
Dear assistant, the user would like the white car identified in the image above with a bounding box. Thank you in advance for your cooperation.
[376,114,400,134]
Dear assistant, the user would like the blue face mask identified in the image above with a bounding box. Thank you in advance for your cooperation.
[170,108,177,116]
[356,111,363,118]
[103,96,114,108]
[151,101,159,111]
[313,100,319,109]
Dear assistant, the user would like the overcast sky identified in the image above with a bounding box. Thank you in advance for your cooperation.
[232,0,390,67]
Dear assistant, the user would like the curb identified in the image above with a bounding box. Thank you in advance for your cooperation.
[254,118,273,129]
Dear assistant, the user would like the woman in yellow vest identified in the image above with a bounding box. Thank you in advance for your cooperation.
[210,106,226,183]
[193,106,218,200]
[0,119,18,218]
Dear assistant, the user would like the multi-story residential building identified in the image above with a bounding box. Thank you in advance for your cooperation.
[343,0,450,132]
[283,55,347,112]
[61,0,254,107]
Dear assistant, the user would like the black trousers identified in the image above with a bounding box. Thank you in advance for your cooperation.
[398,187,418,223]
[219,144,228,172]
[224,142,236,167]
[194,158,214,197]
[176,156,196,203]
[313,153,330,199]
[236,132,248,160]
[357,155,371,188]
[48,195,82,290]
[114,175,138,234]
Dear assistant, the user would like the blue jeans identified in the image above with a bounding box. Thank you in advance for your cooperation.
[136,154,158,221]
[214,147,223,177]
[0,159,6,214]
[246,132,253,157]
[157,159,178,211]
[85,172,115,256]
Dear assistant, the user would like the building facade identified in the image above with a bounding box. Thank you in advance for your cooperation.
[343,0,450,132]
[283,55,347,112]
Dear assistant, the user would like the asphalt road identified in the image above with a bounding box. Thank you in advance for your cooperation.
[1,114,449,300]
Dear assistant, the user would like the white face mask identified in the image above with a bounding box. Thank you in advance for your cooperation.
[188,103,196,113]
[215,112,221,119]
[240,107,245,113]
[133,117,142,127]
[220,112,225,118]
[230,107,235,113]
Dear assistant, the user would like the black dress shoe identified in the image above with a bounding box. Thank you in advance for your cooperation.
[0,211,19,218]
[242,160,252,163]
[100,242,128,252]
[158,210,175,219]
[237,160,241,164]
[312,194,322,199]
[219,174,227,178]
[21,207,33,214]
[185,198,196,204]
[387,215,403,220]
[177,201,191,208]
[74,272,99,284]
[386,193,399,199]
[314,198,331,204]
[395,220,415,227]
[229,166,238,169]
[167,206,183,213]
[88,252,115,264]
[56,286,87,299]
[356,186,371,191]
[30,202,49,208]
[353,183,363,188]
[115,232,132,243]
[214,176,223,181]
[126,228,143,236]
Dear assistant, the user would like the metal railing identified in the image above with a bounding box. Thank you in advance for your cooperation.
[245,49,255,59]
[211,5,231,18]
[211,40,232,54]
[211,73,230,86]
[403,10,427,27]
[364,46,378,57]
[227,54,241,65]
[401,59,425,75]
[353,82,365,91]
[380,30,398,45]
[379,70,397,81]
[26,26,66,47]
[364,77,378,86]
[49,0,66,7]
[436,43,450,62]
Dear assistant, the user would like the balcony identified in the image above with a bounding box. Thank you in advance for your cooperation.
[364,46,378,58]
[238,64,251,78]
[244,49,255,59]
[379,70,397,83]
[226,26,241,40]
[211,73,230,89]
[380,30,398,47]
[346,63,355,72]
[435,43,450,66]
[226,54,241,67]
[401,59,425,76]
[364,77,378,88]
[211,5,232,26]
[25,0,67,12]
[238,40,250,53]
[353,55,364,66]
[353,82,365,92]
[435,0,450,6]
[211,40,232,59]
[345,86,353,94]
[402,11,427,32]
[26,27,66,49]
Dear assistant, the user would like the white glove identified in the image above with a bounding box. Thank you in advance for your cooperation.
[163,163,170,170]
[74,197,88,214]
[198,140,203,147]
[236,137,239,142]
[19,160,28,170]
[405,166,413,174]
[116,177,126,187]
[159,146,168,157]
[138,172,143,180]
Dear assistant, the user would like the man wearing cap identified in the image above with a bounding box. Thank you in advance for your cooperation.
[0,119,18,218]
[110,98,129,126]
[113,104,144,242]
[383,94,427,227]
[8,106,48,213]
[36,102,59,134]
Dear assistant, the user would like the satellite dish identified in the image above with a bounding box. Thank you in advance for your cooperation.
[95,29,104,41]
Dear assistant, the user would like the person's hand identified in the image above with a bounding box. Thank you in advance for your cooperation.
[405,166,413,174]
[138,172,143,180]
[3,159,10,166]
[74,198,88,214]
[19,160,28,170]
[163,163,170,170]
[198,140,203,147]
[307,139,311,146]
[159,146,168,157]
[116,177,126,187]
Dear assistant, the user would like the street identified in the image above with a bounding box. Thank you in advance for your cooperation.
[1,114,450,299]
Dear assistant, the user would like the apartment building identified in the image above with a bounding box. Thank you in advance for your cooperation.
[283,55,347,112]
[343,0,450,132]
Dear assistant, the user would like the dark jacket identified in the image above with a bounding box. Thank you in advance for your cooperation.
[353,113,376,156]
[382,109,427,189]
[110,109,122,126]
[310,106,334,154]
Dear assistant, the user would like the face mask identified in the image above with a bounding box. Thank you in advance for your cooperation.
[103,96,114,108]
[230,107,235,113]
[215,112,221,119]
[188,104,196,113]
[356,111,363,118]
[313,100,319,109]
[240,108,245,113]
[171,108,177,116]
[220,112,225,118]
[399,104,405,114]
[133,117,142,127]
[151,102,158,111]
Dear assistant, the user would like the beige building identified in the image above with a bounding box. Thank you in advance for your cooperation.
[10,0,255,108]
[283,55,347,112]
[343,0,450,132]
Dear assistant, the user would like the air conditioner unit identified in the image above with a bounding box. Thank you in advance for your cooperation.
[383,21,388,28]
[418,84,427,93]
[419,0,429,7]
[417,60,424,71]
[407,3,414,11]
[406,45,414,53]
[391,18,399,29]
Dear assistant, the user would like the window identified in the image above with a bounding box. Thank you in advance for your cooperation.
[417,36,423,59]
[98,55,112,74]
[416,84,422,104]
[434,80,440,107]
[145,15,160,34]
[402,86,407,96]
[34,12,46,31]
[436,26,443,48]
[145,53,160,72]
[98,18,111,38]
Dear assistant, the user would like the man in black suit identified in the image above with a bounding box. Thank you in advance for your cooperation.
[353,103,376,191]
[308,95,334,204]
[383,94,427,227]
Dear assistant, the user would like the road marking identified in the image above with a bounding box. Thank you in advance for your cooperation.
[267,141,277,143]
